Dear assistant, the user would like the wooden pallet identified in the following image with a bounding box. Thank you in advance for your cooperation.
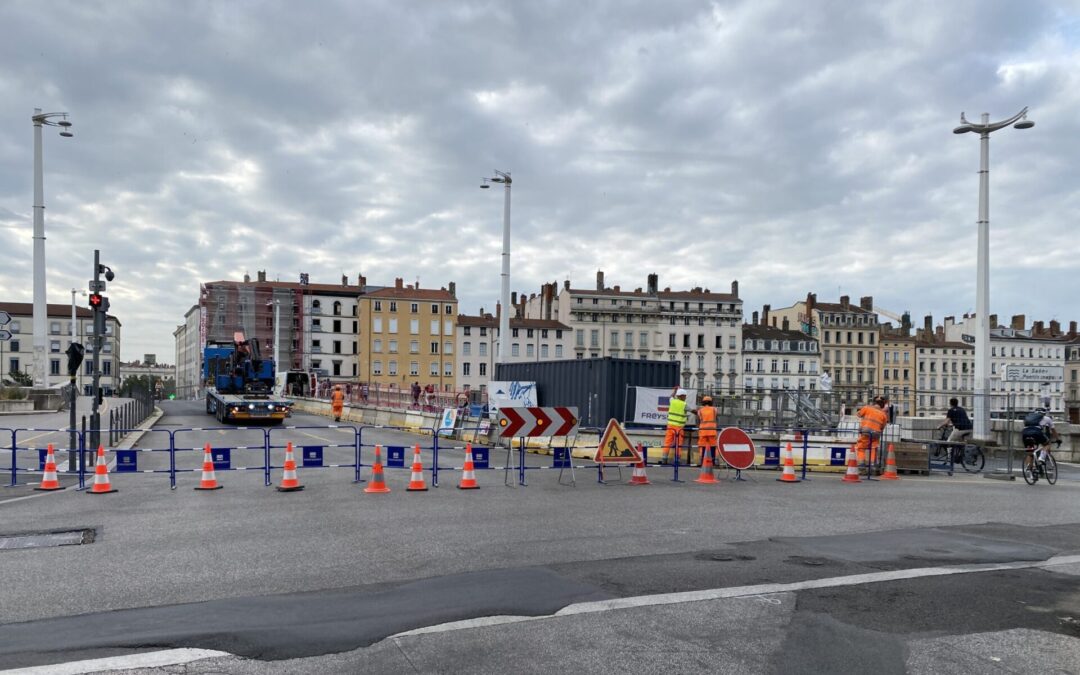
[893,441,930,475]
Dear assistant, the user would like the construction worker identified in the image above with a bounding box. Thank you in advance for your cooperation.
[855,395,889,466]
[331,385,345,422]
[696,395,718,466]
[660,386,690,464]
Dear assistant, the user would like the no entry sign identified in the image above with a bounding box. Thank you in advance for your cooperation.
[717,427,755,470]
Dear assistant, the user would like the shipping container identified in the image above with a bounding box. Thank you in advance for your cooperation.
[495,357,679,429]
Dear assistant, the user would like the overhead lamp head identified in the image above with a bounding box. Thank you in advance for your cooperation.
[59,130,73,138]
[953,125,973,134]
[1014,118,1034,129]
[480,183,490,189]
[57,120,72,127]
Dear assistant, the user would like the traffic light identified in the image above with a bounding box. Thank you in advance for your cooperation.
[65,342,85,377]
[88,293,109,312]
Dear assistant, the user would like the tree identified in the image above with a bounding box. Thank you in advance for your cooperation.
[8,370,32,387]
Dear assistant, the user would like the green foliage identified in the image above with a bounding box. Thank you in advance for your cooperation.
[8,370,32,387]
[0,386,27,400]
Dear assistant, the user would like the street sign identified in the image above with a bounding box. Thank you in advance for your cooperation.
[0,310,9,325]
[89,280,106,292]
[1004,365,1064,383]
[0,329,10,342]
[717,427,756,470]
[593,418,642,463]
[497,406,578,437]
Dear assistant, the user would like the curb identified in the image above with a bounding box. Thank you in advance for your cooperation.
[115,407,165,450]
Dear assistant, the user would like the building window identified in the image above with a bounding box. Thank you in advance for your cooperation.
[373,360,382,375]
[463,362,471,376]
[463,342,471,356]
[430,342,439,354]
[541,344,549,358]
[373,318,383,333]
[464,327,472,336]
[388,318,398,333]
[388,360,397,375]
[527,344,534,358]
[444,341,453,355]
[410,340,419,354]
[576,330,584,347]
[332,361,342,376]
[103,361,112,375]
[479,362,487,376]
[445,305,453,315]
[333,340,342,354]
[444,361,452,376]
[388,301,397,312]
[373,339,382,353]
[479,343,487,357]
[590,330,599,348]
[555,345,564,358]
[410,303,419,313]
[512,344,520,357]
[50,359,60,375]
[410,361,419,376]
[388,340,398,353]
[410,319,419,335]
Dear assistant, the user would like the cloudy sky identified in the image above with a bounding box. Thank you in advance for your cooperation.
[1,1,1077,362]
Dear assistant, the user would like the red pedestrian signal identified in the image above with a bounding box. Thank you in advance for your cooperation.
[88,293,103,309]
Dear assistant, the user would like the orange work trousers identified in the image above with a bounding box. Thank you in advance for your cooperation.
[855,431,880,464]
[662,426,685,461]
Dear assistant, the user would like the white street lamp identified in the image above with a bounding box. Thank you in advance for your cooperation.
[953,107,1033,440]
[32,108,74,388]
[481,170,512,366]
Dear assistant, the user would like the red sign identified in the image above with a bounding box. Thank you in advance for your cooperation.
[717,427,755,470]
[497,407,579,438]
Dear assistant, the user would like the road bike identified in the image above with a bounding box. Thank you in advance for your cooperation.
[1022,440,1059,486]
[928,425,985,473]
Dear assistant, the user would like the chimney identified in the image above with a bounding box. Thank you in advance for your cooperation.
[924,315,933,333]
[243,273,251,283]
[860,296,873,311]
[806,292,816,317]
[257,270,266,282]
[495,302,501,320]
[1050,320,1061,336]
[511,291,518,307]
[1070,321,1077,337]
[1033,320,1044,336]
[395,278,403,289]
[752,311,759,324]
[989,313,998,328]
[563,279,570,291]
[342,274,348,286]
[771,317,777,327]
[448,281,456,297]
[901,312,912,337]
[731,280,739,297]
[647,273,658,295]
[596,270,604,291]
[935,325,944,339]
[664,287,671,292]
[782,316,790,331]
[762,304,771,326]
[543,283,554,320]
[1011,314,1025,330]
[359,274,367,289]
[613,285,620,293]
[840,295,850,309]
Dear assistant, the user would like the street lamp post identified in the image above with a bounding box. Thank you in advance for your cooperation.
[31,108,73,388]
[953,107,1034,441]
[481,170,512,367]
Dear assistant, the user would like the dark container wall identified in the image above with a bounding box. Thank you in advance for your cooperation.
[495,357,679,429]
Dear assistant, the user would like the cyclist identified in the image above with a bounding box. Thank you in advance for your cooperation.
[1021,407,1061,466]
[936,397,973,443]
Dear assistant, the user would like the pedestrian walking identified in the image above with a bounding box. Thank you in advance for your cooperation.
[331,385,345,422]
[411,381,421,408]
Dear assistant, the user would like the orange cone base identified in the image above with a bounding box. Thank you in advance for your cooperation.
[406,483,429,492]
[880,473,899,481]
[458,482,479,490]
[695,473,719,484]
[630,477,650,486]
[365,483,391,494]
[841,472,861,484]
[777,473,800,483]
[87,486,118,495]
[34,484,66,491]
[276,484,305,492]
[195,484,223,491]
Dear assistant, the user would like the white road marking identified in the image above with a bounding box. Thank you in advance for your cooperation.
[390,553,1080,638]
[0,648,230,674]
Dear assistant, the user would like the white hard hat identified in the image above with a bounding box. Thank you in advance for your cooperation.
[675,388,688,397]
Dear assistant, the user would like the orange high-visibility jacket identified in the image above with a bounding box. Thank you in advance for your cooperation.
[697,405,717,433]
[858,405,888,433]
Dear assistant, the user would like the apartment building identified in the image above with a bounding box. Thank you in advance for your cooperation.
[913,318,974,418]
[456,310,571,393]
[195,272,369,382]
[0,302,122,394]
[772,294,881,390]
[1066,331,1080,424]
[741,315,821,392]
[357,278,458,391]
[523,271,743,391]
[173,305,201,399]
[879,324,916,416]
[943,314,1069,414]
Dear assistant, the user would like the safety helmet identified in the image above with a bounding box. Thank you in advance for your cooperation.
[702,395,713,403]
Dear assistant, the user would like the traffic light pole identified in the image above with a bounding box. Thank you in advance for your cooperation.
[90,249,101,451]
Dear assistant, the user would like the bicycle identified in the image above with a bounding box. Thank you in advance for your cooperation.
[928,425,985,473]
[1022,439,1060,486]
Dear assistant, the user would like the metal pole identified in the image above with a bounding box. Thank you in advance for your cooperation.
[498,172,511,366]
[974,114,991,441]
[32,109,46,388]
[273,298,280,373]
[90,250,101,450]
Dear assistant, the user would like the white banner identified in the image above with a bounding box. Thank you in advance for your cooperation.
[632,387,699,425]
[438,407,458,436]
[488,381,537,410]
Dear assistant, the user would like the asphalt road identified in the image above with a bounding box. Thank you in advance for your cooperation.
[1,400,1079,673]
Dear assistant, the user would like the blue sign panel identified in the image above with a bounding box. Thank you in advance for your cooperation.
[830,447,848,466]
[212,447,231,470]
[386,446,406,468]
[302,446,324,468]
[115,450,138,473]
[37,449,48,471]
[552,447,571,468]
[469,404,484,417]
[763,445,780,467]
[472,447,490,469]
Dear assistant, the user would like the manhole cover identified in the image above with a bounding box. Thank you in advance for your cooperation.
[0,528,96,551]
[784,556,829,567]
[696,552,756,562]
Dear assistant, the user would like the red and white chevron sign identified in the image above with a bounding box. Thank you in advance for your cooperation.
[497,407,579,438]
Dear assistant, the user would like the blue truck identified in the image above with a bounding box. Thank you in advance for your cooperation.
[203,332,292,424]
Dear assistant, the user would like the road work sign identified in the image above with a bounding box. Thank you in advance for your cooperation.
[497,407,578,437]
[593,419,642,463]
[717,427,755,470]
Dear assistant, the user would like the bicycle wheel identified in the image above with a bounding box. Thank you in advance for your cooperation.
[1045,455,1058,485]
[1022,453,1037,485]
[961,445,985,473]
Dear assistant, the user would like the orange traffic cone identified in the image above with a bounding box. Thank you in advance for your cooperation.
[364,445,391,494]
[87,445,117,495]
[629,457,651,485]
[35,444,65,491]
[458,444,480,489]
[777,442,800,483]
[841,446,861,483]
[406,445,428,492]
[194,443,223,491]
[276,442,304,492]
[881,443,900,481]
[695,446,719,484]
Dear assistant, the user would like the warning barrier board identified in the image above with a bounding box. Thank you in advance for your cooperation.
[593,419,642,463]
[497,407,579,438]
